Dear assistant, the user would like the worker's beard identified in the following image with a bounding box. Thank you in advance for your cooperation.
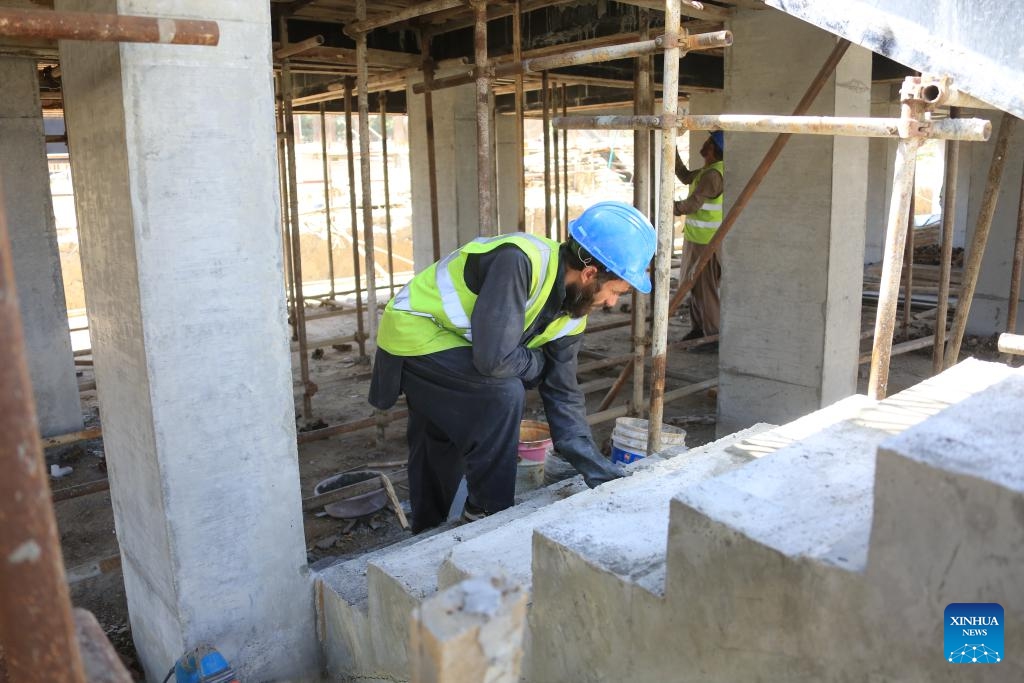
[564,279,601,318]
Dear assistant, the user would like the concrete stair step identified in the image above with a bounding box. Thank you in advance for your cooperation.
[523,396,875,682]
[866,369,1024,679]
[315,475,587,680]
[652,358,1017,680]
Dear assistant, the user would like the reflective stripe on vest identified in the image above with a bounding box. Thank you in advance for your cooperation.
[683,160,724,245]
[526,314,587,349]
[379,233,582,356]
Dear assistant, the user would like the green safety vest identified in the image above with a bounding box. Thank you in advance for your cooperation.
[377,233,588,357]
[683,160,724,245]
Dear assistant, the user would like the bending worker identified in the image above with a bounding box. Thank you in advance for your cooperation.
[674,131,724,351]
[369,201,657,532]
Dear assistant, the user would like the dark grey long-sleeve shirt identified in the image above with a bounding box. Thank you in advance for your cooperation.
[370,243,616,482]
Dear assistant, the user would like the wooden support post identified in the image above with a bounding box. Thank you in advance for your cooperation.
[409,576,528,683]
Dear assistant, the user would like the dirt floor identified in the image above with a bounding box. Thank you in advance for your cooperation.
[52,283,1014,679]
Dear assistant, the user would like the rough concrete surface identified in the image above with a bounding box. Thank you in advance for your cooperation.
[57,1,317,679]
[865,370,1024,680]
[1,57,82,437]
[719,7,870,434]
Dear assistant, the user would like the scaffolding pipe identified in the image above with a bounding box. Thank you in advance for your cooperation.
[319,102,337,299]
[422,36,442,261]
[646,0,682,454]
[345,0,465,34]
[276,78,297,339]
[513,1,526,231]
[933,107,960,373]
[542,71,552,238]
[380,94,396,299]
[0,178,87,683]
[1005,161,1024,334]
[411,30,732,94]
[472,0,495,235]
[553,113,989,140]
[591,378,717,428]
[868,129,922,400]
[598,40,852,414]
[356,0,379,349]
[631,9,653,419]
[944,112,1018,368]
[282,58,315,418]
[553,82,562,241]
[275,35,324,60]
[0,7,218,45]
[902,171,916,338]
[562,82,569,234]
[344,80,368,359]
[997,332,1024,355]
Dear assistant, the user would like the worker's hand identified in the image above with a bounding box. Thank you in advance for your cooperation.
[673,200,685,217]
[520,348,547,389]
[675,151,689,179]
[555,435,627,489]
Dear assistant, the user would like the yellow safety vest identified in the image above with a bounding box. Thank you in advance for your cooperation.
[377,233,587,357]
[683,160,724,245]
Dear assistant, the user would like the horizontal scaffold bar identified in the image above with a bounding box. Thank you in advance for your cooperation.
[552,113,992,142]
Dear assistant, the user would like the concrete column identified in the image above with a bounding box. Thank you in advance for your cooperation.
[962,115,1024,334]
[57,1,316,680]
[495,112,520,233]
[718,7,871,434]
[407,81,479,270]
[0,57,82,437]
[864,83,899,264]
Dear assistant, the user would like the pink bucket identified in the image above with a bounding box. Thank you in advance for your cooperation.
[518,420,552,462]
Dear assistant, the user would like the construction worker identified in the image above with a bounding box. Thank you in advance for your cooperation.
[369,201,657,532]
[674,131,724,352]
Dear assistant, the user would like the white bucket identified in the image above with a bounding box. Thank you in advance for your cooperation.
[611,417,687,464]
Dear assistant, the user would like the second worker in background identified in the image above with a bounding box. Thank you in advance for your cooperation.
[674,130,725,353]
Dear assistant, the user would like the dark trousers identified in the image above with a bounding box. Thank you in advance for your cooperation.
[400,353,525,533]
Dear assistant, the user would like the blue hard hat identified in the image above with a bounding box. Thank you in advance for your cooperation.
[709,130,724,152]
[568,201,656,294]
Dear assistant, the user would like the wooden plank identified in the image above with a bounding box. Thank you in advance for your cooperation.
[301,468,408,512]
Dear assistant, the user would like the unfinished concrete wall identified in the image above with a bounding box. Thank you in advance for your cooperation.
[718,6,871,434]
[407,81,479,270]
[0,57,82,437]
[962,113,1024,334]
[495,112,520,233]
[57,0,316,680]
[864,83,898,264]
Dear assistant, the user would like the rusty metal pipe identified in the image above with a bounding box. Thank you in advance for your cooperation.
[276,80,297,338]
[422,36,442,261]
[542,71,552,238]
[553,82,562,241]
[675,114,989,140]
[282,57,315,418]
[380,94,396,299]
[562,82,569,235]
[472,0,495,236]
[647,0,682,454]
[275,35,324,60]
[0,7,218,45]
[933,107,960,373]
[868,131,922,400]
[944,112,1018,367]
[0,178,87,683]
[631,9,653,419]
[344,80,368,359]
[552,115,666,130]
[1005,160,1024,334]
[356,0,379,348]
[345,0,465,35]
[319,103,336,299]
[902,171,916,338]
[513,1,526,231]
